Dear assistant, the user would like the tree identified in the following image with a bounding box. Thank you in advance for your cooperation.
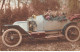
[32,0,60,15]
[8,0,10,8]
[68,0,80,15]
[1,0,5,10]
[17,0,20,9]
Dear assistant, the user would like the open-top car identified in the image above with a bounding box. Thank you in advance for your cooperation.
[2,15,80,47]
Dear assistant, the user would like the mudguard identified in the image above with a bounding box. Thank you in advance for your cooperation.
[62,22,77,35]
[3,25,28,34]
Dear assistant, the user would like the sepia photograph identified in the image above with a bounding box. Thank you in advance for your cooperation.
[0,0,80,51]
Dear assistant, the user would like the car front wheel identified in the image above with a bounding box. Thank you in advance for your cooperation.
[2,29,22,47]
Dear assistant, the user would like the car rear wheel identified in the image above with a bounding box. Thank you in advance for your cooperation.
[2,29,22,47]
[65,25,80,42]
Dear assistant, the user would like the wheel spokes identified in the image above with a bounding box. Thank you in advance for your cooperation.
[67,27,79,40]
[4,31,20,45]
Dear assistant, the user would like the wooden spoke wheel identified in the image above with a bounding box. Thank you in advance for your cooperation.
[2,29,22,47]
[65,25,80,42]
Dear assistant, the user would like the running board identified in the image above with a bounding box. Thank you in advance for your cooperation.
[45,34,63,38]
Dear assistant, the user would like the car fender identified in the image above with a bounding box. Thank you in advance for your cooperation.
[62,22,77,35]
[3,25,28,34]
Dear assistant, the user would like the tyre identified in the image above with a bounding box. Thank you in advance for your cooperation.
[2,29,22,47]
[65,25,80,42]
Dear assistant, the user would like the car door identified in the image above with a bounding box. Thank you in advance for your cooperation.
[43,20,59,31]
[43,17,70,31]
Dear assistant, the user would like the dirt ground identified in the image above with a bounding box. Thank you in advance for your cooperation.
[0,36,80,51]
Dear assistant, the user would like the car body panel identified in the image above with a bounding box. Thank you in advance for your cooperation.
[12,15,71,32]
[44,20,70,31]
[13,21,29,32]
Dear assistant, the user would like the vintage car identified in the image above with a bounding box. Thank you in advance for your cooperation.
[2,15,80,47]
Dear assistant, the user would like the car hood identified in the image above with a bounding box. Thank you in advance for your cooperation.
[13,21,27,25]
[13,21,29,32]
